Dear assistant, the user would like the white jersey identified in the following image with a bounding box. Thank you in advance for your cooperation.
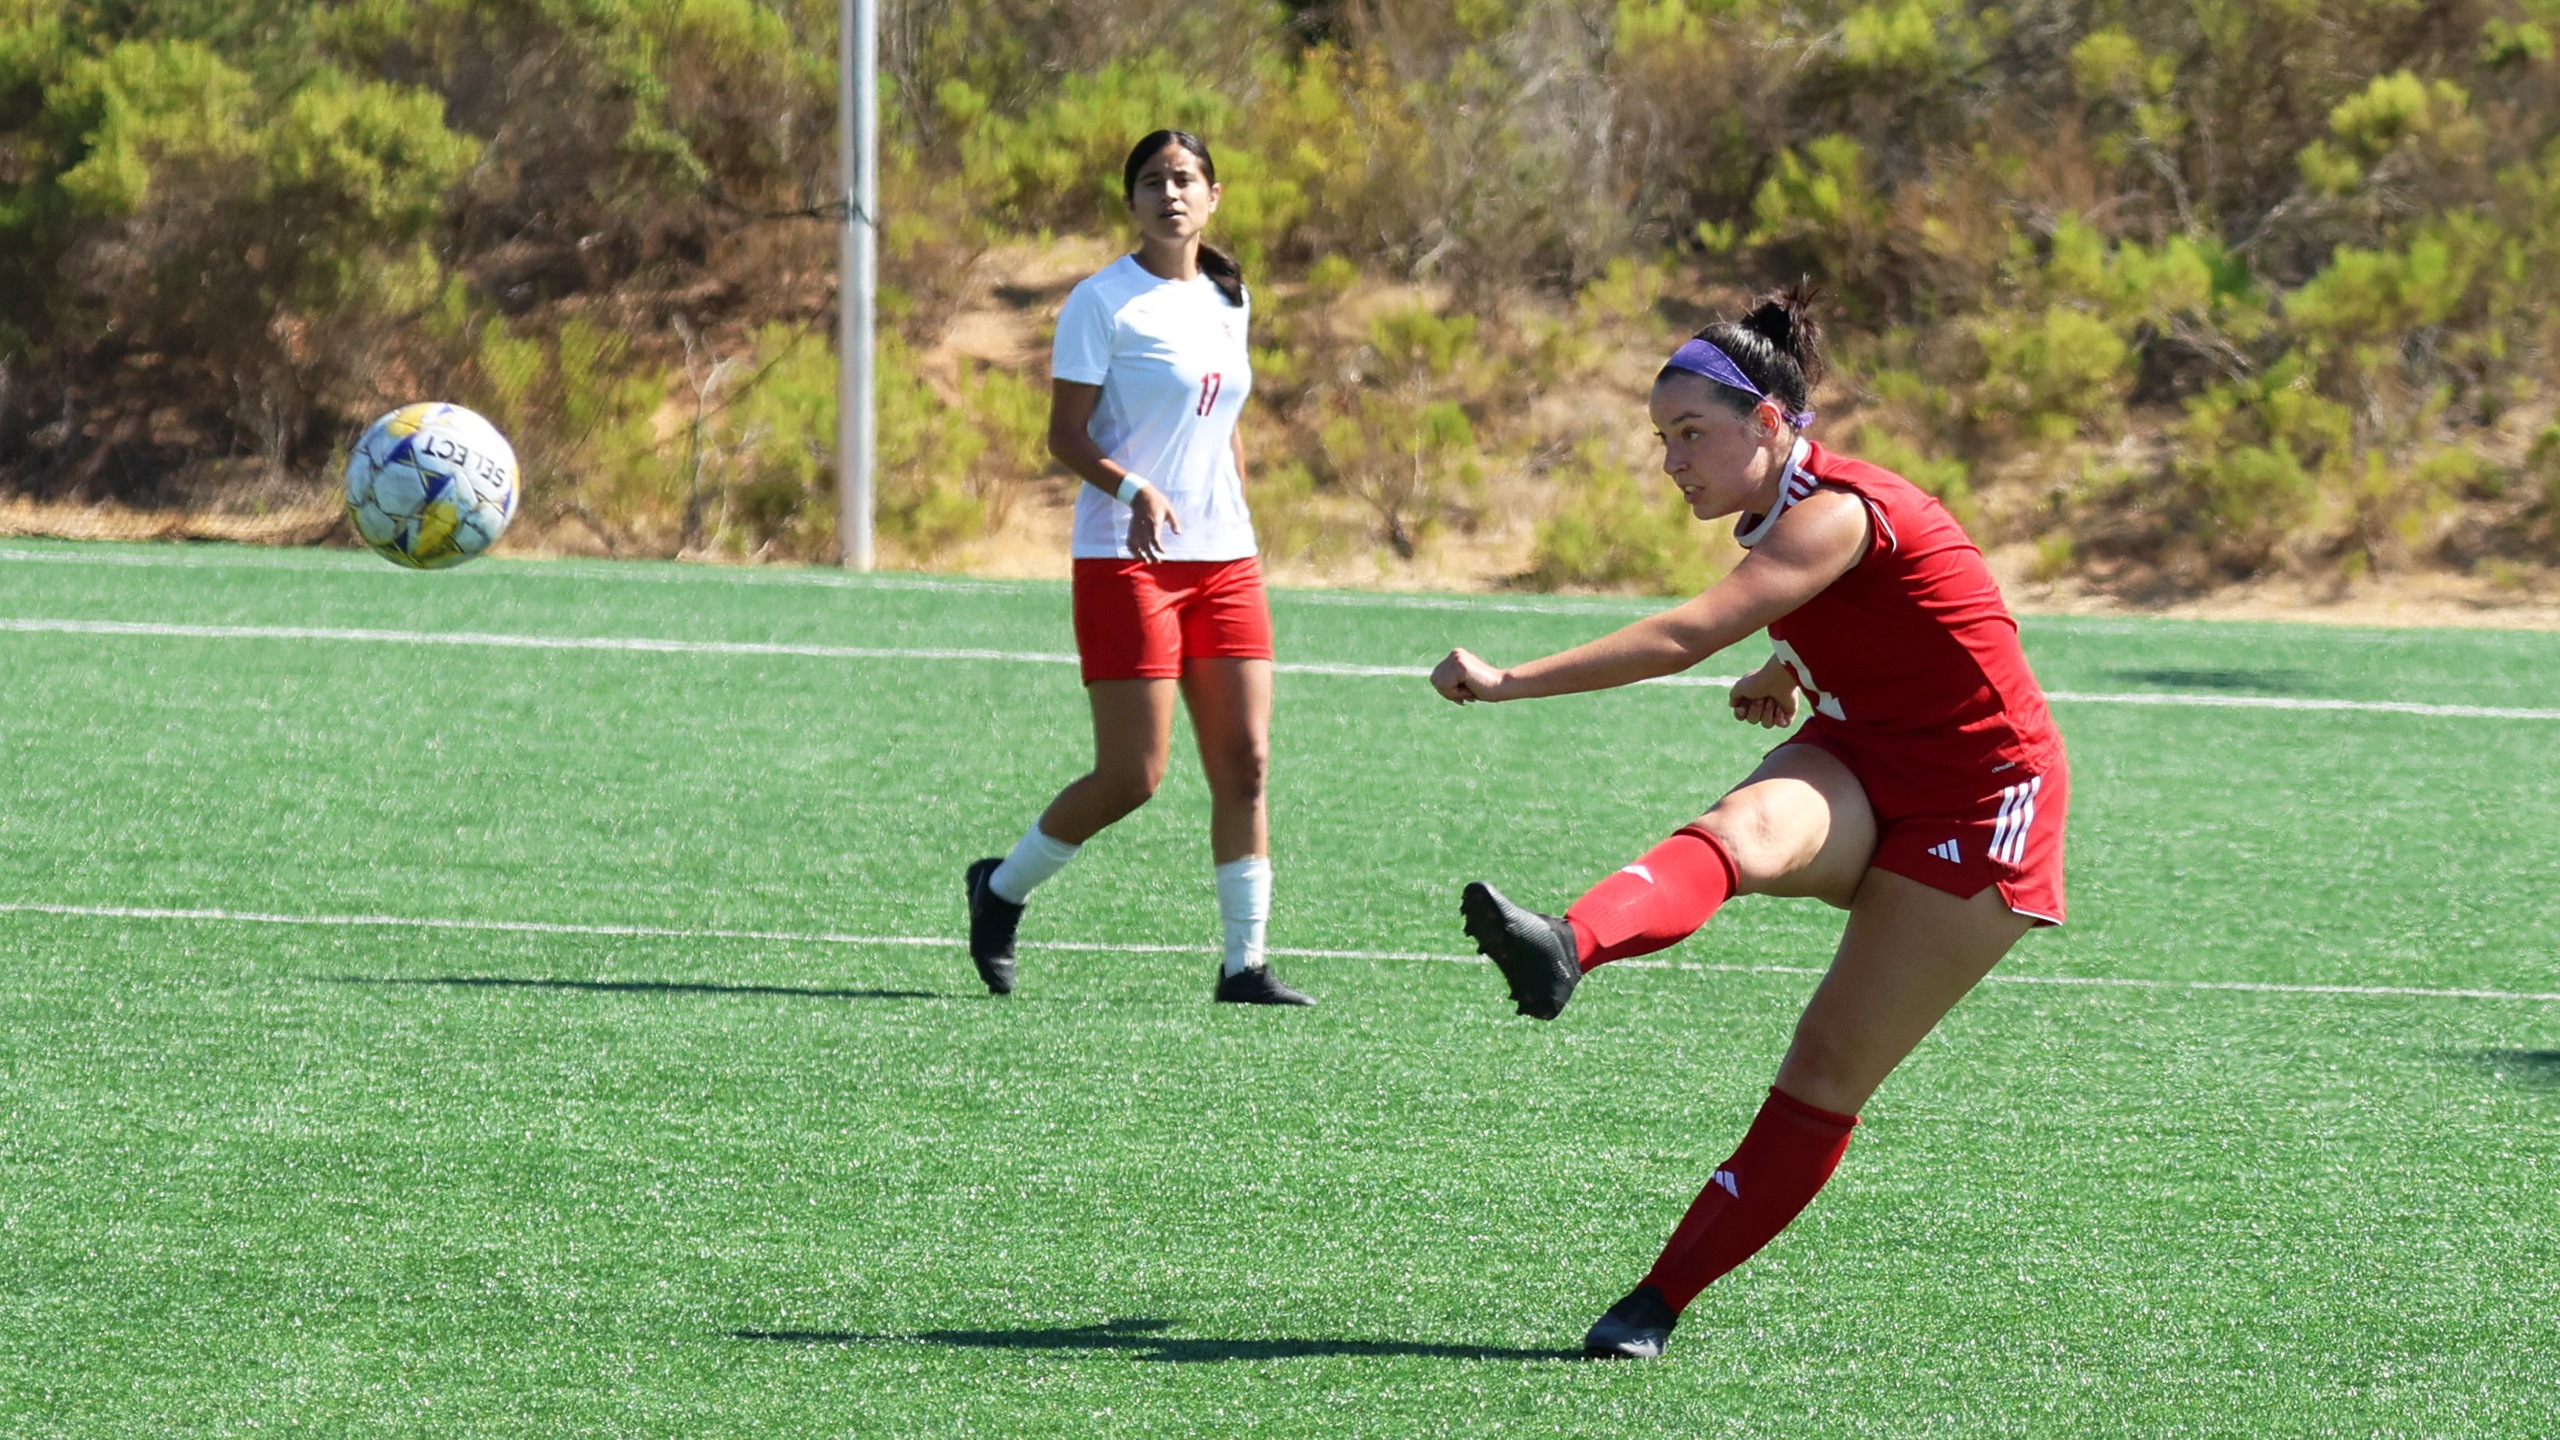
[1052,255,1256,561]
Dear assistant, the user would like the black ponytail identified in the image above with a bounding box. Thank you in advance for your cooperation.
[1690,279,1825,422]
[1122,129,1246,308]
[1196,242,1245,309]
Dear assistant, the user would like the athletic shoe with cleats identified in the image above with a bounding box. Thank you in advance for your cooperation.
[1213,965,1316,1007]
[1459,881,1580,1019]
[1582,1284,1677,1359]
[963,856,1021,995]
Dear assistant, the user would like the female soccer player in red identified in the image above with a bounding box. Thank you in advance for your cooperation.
[1430,284,2067,1358]
[964,130,1313,1007]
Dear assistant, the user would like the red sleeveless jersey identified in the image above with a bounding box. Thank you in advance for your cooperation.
[1739,440,2060,811]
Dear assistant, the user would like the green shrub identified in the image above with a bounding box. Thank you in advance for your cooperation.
[704,323,836,558]
[2481,19,2556,67]
[1836,0,1978,81]
[2173,354,2354,562]
[1242,459,1343,565]
[17,38,474,419]
[1969,305,2129,443]
[873,333,990,561]
[1525,441,1728,595]
[957,55,1237,237]
[470,315,676,552]
[1851,424,1977,533]
[2030,530,2074,582]
[2526,427,2560,559]
[2343,446,2474,565]
[1311,305,1493,559]
[954,357,1049,537]
[1747,135,1888,288]
[2067,28,2146,101]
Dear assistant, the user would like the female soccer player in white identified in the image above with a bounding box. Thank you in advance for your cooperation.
[963,130,1313,1007]
[1431,285,2068,1357]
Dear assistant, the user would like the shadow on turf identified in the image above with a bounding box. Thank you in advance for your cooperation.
[329,976,945,1002]
[2475,1049,2560,1088]
[2107,666,2320,694]
[732,1316,1577,1363]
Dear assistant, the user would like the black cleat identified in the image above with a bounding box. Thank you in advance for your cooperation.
[1459,881,1580,1019]
[963,857,1021,995]
[1213,965,1317,1007]
[1582,1284,1677,1359]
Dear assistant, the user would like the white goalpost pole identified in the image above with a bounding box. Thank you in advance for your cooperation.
[836,0,878,570]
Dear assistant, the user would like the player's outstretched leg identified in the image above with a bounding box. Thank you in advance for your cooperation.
[1461,826,1746,1020]
[963,857,1025,994]
[1459,882,1581,1019]
[1561,824,1740,970]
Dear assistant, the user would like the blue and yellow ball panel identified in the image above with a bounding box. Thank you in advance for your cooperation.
[344,402,521,571]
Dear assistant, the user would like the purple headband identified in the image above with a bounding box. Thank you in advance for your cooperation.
[1661,338,1815,429]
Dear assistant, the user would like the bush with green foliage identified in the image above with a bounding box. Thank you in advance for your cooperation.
[1525,439,1731,595]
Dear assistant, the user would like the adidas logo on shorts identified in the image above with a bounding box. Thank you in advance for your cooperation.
[1928,839,1962,863]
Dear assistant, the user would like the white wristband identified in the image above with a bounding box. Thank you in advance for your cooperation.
[1115,474,1150,505]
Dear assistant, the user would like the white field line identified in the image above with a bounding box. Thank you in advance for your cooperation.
[0,614,1676,683]
[0,545,1656,614]
[7,614,2560,719]
[4,901,2555,1005]
[2028,689,2560,720]
[13,544,2560,638]
[0,900,1448,962]
[0,545,381,575]
[0,546,1033,598]
[0,616,1081,667]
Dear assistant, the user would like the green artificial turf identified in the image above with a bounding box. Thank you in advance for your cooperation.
[1,538,2554,1436]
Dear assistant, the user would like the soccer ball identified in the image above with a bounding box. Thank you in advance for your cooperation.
[344,403,520,569]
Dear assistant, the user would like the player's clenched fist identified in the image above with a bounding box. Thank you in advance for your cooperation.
[1727,657,1800,728]
[1432,647,1509,704]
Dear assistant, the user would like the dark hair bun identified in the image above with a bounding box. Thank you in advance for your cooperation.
[1740,280,1825,390]
[1673,276,1827,425]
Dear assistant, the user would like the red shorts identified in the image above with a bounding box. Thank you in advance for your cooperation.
[1071,556,1274,683]
[1783,730,2070,926]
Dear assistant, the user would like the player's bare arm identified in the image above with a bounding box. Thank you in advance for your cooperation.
[1430,488,1868,705]
[1050,378,1182,562]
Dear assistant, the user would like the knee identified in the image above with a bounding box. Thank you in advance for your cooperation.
[1772,1019,1874,1112]
[1696,801,1810,885]
[1210,739,1268,806]
[1093,760,1166,815]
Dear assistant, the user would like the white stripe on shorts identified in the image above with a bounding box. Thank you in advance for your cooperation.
[1990,774,2043,866]
[2012,778,2042,864]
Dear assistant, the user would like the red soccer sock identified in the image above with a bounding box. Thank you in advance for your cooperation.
[1637,1087,1859,1312]
[1562,825,1740,970]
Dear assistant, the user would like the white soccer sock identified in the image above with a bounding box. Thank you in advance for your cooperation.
[1215,856,1272,977]
[989,825,1079,905]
